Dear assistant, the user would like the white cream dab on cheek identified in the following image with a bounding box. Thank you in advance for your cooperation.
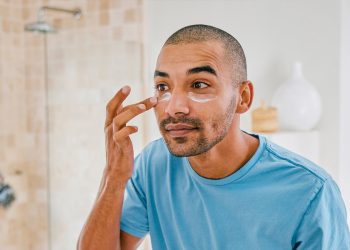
[188,92,216,103]
[156,92,216,103]
[158,92,172,102]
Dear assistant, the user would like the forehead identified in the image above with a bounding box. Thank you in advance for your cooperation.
[156,41,227,72]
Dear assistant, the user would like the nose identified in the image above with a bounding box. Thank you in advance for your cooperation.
[164,91,190,117]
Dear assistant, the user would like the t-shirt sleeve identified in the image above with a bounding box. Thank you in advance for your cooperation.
[293,178,350,249]
[120,154,149,238]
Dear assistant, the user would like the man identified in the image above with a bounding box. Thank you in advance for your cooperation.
[78,24,350,250]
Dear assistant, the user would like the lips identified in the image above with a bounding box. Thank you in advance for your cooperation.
[164,123,198,137]
[165,123,196,130]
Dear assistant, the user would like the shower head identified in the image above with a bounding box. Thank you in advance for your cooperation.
[24,20,56,33]
[24,6,82,34]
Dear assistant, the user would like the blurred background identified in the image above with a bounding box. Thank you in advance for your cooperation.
[0,0,349,249]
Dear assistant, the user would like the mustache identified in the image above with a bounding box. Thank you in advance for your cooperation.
[160,116,203,130]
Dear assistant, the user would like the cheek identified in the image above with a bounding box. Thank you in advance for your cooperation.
[198,98,235,124]
[153,102,166,121]
[192,103,218,123]
[220,88,238,110]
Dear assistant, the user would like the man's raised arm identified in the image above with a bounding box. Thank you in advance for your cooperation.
[77,86,157,250]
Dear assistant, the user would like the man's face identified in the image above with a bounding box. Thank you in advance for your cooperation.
[153,41,239,157]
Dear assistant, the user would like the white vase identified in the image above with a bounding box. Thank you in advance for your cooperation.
[271,62,322,131]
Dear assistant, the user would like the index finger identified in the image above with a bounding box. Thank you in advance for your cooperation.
[120,96,158,114]
[112,96,157,133]
[105,85,131,128]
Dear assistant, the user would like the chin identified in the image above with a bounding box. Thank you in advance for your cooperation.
[168,147,199,157]
[163,135,210,157]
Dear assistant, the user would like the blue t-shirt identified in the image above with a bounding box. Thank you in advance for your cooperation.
[120,135,350,249]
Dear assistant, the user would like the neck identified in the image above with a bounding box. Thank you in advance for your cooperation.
[188,125,259,180]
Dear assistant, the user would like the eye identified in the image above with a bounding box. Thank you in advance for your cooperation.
[155,83,169,92]
[192,82,209,89]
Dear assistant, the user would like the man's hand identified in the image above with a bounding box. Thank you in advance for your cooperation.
[104,85,157,185]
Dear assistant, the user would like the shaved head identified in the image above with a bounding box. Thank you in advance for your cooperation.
[163,24,247,86]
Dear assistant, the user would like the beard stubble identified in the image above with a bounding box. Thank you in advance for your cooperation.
[159,95,236,157]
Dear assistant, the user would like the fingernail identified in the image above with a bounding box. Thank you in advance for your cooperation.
[138,104,146,110]
[122,86,130,94]
[150,96,158,104]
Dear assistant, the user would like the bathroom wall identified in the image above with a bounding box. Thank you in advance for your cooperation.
[0,0,146,249]
[0,1,49,250]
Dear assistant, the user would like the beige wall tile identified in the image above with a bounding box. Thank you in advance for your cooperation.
[99,10,110,26]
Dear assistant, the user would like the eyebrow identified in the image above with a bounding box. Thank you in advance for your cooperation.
[187,65,217,76]
[154,65,217,78]
[154,70,169,78]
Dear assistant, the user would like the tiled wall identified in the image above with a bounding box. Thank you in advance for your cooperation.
[0,0,145,249]
[0,0,49,249]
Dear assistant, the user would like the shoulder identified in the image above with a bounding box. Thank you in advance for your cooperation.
[254,136,338,207]
[258,137,347,225]
[262,137,330,183]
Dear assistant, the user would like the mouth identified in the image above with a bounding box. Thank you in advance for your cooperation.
[164,123,199,137]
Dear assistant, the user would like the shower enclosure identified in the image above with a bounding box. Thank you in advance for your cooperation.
[24,6,82,250]
[0,1,146,250]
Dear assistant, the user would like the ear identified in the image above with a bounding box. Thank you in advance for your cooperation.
[236,81,254,114]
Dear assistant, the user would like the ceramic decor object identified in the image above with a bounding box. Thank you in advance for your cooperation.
[271,62,322,131]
